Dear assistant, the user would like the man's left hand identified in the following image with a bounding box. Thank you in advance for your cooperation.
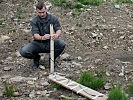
[51,34,59,40]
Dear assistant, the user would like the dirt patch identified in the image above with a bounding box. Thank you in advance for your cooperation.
[0,0,133,99]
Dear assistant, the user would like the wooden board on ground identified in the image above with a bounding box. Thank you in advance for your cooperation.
[49,73,107,100]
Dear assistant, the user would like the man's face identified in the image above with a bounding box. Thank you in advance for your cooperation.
[37,7,47,19]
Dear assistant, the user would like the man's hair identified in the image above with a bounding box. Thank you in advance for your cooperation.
[36,1,46,10]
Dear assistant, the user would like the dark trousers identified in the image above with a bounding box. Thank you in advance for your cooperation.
[19,39,66,60]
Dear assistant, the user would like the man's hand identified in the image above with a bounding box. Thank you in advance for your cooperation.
[51,34,59,40]
[42,34,50,40]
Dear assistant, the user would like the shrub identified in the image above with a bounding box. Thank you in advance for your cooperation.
[127,83,133,97]
[108,86,129,100]
[77,71,105,90]
[3,84,15,97]
[77,0,103,6]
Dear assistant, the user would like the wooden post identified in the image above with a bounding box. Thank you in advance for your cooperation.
[50,24,54,73]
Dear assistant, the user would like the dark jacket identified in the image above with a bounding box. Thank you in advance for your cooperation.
[30,13,61,36]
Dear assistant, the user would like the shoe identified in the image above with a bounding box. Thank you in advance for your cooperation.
[32,55,40,68]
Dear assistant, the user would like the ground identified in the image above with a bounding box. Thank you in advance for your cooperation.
[0,0,133,99]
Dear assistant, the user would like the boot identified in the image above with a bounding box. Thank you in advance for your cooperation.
[32,55,40,68]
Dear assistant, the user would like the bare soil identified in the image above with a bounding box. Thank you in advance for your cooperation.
[0,0,133,99]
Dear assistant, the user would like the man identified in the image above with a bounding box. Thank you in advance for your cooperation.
[19,1,66,68]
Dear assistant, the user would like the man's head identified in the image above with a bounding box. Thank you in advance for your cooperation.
[36,1,47,19]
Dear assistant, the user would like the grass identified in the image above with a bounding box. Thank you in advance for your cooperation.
[116,0,133,4]
[3,84,15,97]
[52,0,74,8]
[50,82,62,89]
[77,71,105,90]
[52,0,103,9]
[108,86,129,100]
[77,0,103,6]
[0,19,6,27]
[74,2,85,9]
[127,83,133,97]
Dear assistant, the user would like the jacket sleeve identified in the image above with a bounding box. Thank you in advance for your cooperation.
[52,16,61,32]
[30,20,39,35]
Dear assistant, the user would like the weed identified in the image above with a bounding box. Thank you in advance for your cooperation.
[76,22,82,27]
[127,83,133,97]
[71,10,81,17]
[0,19,6,27]
[116,0,133,4]
[50,82,62,89]
[108,86,129,100]
[77,0,103,6]
[77,71,105,90]
[74,2,84,9]
[52,0,74,8]
[3,84,15,97]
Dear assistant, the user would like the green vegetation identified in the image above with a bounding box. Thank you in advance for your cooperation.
[0,19,6,27]
[76,22,82,27]
[71,10,81,17]
[15,7,26,19]
[52,0,103,8]
[108,86,129,100]
[52,0,133,9]
[116,0,133,4]
[77,0,103,6]
[127,83,133,97]
[50,82,62,89]
[74,2,84,9]
[77,71,105,90]
[52,0,74,8]
[3,84,15,97]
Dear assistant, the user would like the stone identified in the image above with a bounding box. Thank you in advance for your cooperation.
[119,72,124,76]
[106,72,110,76]
[6,57,13,60]
[103,46,108,49]
[14,92,21,97]
[23,29,30,33]
[0,35,10,44]
[104,83,112,90]
[27,80,35,85]
[45,2,52,9]
[3,67,12,71]
[114,4,120,9]
[36,90,47,96]
[39,65,45,70]
[29,90,36,98]
[9,76,24,82]
[1,75,11,79]
[76,56,82,61]
[60,53,70,60]
[16,51,21,57]
[72,62,82,67]
[39,80,49,86]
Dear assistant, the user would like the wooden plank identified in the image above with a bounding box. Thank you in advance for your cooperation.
[49,73,107,100]
[50,24,54,73]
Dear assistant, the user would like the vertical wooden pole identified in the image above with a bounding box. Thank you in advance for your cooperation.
[50,24,54,73]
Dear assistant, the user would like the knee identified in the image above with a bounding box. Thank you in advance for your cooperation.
[59,40,66,49]
[19,46,33,59]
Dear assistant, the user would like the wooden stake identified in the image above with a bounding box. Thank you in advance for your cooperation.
[49,73,107,100]
[50,24,54,73]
